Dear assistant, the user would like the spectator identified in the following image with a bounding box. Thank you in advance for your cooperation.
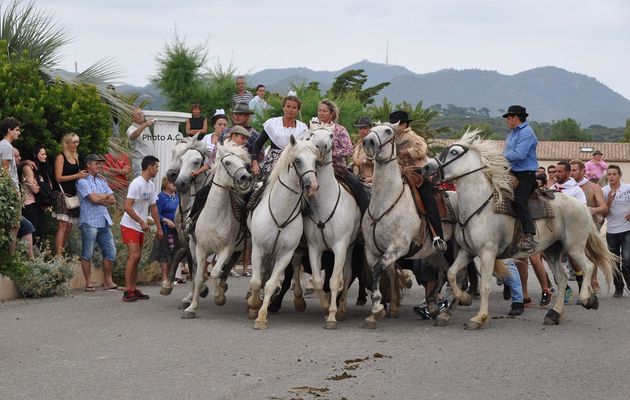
[16,216,36,260]
[352,116,375,184]
[585,150,608,183]
[151,177,179,290]
[21,145,54,246]
[76,154,120,292]
[127,107,155,177]
[190,109,228,179]
[185,103,208,137]
[0,117,22,253]
[251,94,308,176]
[53,133,87,256]
[248,84,269,118]
[546,164,557,189]
[231,76,254,105]
[602,165,630,298]
[120,155,163,302]
[102,151,131,192]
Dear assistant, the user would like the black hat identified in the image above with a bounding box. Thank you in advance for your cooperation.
[353,117,373,128]
[502,105,529,118]
[85,154,105,163]
[389,110,413,124]
[593,149,603,155]
[232,102,254,114]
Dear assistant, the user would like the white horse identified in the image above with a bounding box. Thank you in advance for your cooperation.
[304,127,361,329]
[422,129,618,329]
[180,142,253,319]
[247,135,319,330]
[361,123,458,329]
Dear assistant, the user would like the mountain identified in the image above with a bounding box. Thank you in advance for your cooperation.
[251,61,630,127]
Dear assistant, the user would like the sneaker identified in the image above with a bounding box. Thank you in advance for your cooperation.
[438,298,449,311]
[613,287,623,298]
[229,270,240,277]
[133,289,150,300]
[508,302,524,316]
[413,305,431,320]
[564,286,574,304]
[432,236,447,254]
[503,284,511,301]
[122,290,138,302]
[539,289,552,306]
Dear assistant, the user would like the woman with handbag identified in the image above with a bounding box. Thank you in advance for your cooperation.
[21,144,55,247]
[53,133,87,255]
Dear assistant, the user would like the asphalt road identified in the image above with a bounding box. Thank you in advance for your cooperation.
[1,273,630,400]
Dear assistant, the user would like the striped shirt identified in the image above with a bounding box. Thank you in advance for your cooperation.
[231,91,254,106]
[77,174,113,228]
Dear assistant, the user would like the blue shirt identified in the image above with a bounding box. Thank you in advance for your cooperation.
[504,122,538,172]
[156,191,179,233]
[77,174,113,228]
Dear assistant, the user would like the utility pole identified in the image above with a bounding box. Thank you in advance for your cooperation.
[385,40,389,65]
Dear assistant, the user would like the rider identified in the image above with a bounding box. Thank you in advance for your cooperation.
[502,105,538,253]
[389,110,446,253]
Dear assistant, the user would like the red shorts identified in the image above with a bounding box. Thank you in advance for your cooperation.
[121,225,144,247]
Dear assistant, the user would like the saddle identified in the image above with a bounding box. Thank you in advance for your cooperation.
[493,188,555,220]
[334,169,371,215]
[246,181,267,212]
[402,169,455,222]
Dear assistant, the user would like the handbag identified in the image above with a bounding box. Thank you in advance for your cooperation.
[58,182,80,210]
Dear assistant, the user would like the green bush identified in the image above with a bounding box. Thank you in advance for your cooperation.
[13,253,75,298]
[0,169,21,253]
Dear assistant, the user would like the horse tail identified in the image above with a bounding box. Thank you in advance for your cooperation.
[493,259,509,279]
[585,228,619,289]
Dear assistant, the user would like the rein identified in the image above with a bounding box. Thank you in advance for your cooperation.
[308,180,342,251]
[366,182,406,255]
[434,144,488,183]
[366,130,398,164]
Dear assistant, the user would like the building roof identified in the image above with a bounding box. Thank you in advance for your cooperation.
[431,139,630,162]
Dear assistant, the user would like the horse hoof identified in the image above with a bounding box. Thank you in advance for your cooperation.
[294,297,306,312]
[543,309,561,325]
[582,294,599,310]
[253,321,268,330]
[465,320,482,330]
[374,308,386,321]
[214,294,226,306]
[363,318,378,329]
[247,308,259,320]
[324,321,338,330]
[177,301,191,310]
[159,287,173,296]
[459,292,473,307]
[200,285,209,298]
[181,311,196,319]
[434,314,450,327]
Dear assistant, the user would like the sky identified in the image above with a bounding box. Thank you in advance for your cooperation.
[44,0,630,99]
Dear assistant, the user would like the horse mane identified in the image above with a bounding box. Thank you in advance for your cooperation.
[266,138,317,192]
[456,128,514,202]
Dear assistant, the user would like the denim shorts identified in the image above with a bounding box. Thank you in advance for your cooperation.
[80,224,116,262]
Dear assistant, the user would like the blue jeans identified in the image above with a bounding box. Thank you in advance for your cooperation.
[607,230,630,290]
[80,224,116,262]
[503,259,524,303]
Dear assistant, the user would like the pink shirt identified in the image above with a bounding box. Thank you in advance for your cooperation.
[585,159,608,180]
[330,123,353,169]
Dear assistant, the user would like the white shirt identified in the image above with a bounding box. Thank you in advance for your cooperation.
[126,123,155,169]
[262,117,308,148]
[603,183,630,234]
[121,176,158,232]
[553,178,586,204]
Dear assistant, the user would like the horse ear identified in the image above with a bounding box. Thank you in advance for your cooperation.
[290,134,296,146]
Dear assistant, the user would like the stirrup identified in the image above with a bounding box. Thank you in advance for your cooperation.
[184,219,195,235]
[519,235,538,254]
[432,236,447,253]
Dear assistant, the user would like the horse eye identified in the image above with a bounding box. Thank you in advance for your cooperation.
[294,159,301,165]
[450,149,458,155]
[225,160,231,166]
[329,134,333,139]
[385,129,391,134]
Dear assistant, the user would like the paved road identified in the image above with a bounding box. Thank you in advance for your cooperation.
[1,274,630,400]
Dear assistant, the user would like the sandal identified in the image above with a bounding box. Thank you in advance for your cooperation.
[85,286,96,292]
[523,297,533,307]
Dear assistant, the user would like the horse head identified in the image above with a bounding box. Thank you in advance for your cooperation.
[288,135,319,197]
[214,142,253,194]
[166,136,195,183]
[363,122,398,163]
[174,140,211,193]
[306,126,334,163]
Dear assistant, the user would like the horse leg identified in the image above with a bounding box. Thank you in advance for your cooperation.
[386,265,399,318]
[209,248,233,306]
[447,251,475,305]
[178,240,198,310]
[254,251,294,330]
[291,252,306,312]
[364,247,400,329]
[543,245,566,324]
[337,247,354,321]
[181,242,208,319]
[247,246,264,319]
[308,245,330,312]
[324,244,350,329]
[466,251,495,330]
[568,251,597,309]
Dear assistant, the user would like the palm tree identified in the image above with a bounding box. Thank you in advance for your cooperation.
[0,0,130,120]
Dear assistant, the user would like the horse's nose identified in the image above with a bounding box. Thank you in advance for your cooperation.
[240,173,252,183]
[365,138,374,146]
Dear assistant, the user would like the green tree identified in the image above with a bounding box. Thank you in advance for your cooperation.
[326,69,389,105]
[624,119,630,142]
[548,118,591,141]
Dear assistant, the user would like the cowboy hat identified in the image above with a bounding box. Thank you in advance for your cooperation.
[502,105,529,118]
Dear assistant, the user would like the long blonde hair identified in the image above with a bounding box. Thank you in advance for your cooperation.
[60,132,79,161]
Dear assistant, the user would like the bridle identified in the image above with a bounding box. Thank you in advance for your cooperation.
[433,144,488,183]
[212,152,252,193]
[365,128,398,164]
